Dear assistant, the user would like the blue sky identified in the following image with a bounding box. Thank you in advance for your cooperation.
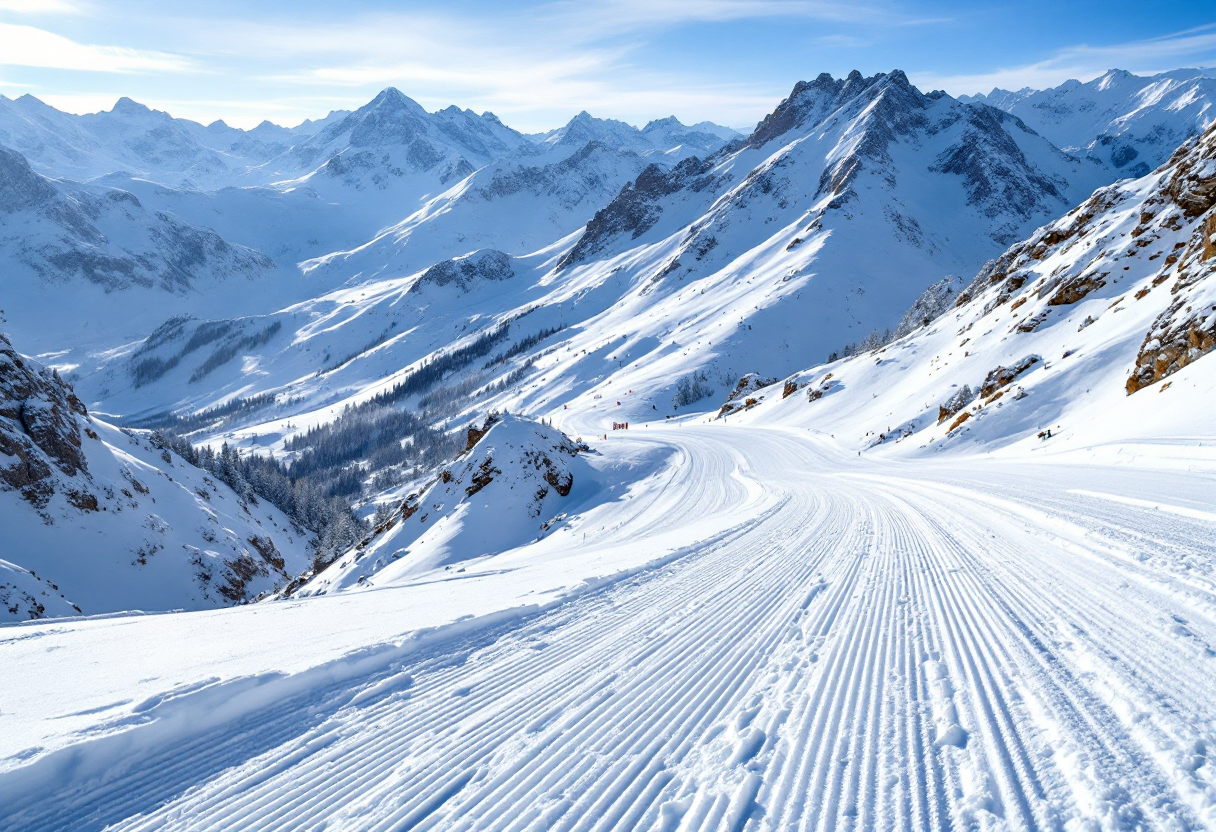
[1,0,1214,131]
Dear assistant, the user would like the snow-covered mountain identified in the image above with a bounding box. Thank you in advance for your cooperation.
[0,93,345,190]
[728,113,1216,458]
[528,111,740,162]
[0,330,312,620]
[88,70,1114,446]
[269,89,530,195]
[963,68,1216,179]
[300,139,654,283]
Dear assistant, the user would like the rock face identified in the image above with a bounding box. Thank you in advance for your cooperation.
[0,145,57,211]
[0,331,89,507]
[557,155,716,269]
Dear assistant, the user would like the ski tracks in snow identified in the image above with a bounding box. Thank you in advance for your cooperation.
[3,428,1215,831]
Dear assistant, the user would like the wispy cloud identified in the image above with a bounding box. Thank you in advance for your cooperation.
[0,22,191,73]
[917,25,1216,95]
[0,0,82,14]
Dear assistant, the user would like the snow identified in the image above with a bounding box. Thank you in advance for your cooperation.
[2,427,1214,830]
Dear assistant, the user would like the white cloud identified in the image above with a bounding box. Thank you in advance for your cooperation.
[0,0,81,13]
[0,22,190,73]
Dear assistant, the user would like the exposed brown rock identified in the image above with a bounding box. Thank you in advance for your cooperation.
[247,535,285,571]
[947,411,971,432]
[1047,273,1107,306]
[1127,299,1216,393]
[979,355,1041,398]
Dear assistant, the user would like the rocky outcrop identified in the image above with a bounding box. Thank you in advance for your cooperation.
[979,355,1040,399]
[0,331,90,507]
[1126,303,1216,393]
[412,249,514,293]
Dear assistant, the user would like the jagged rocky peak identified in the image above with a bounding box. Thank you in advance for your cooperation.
[0,145,57,212]
[747,69,925,149]
[643,116,683,132]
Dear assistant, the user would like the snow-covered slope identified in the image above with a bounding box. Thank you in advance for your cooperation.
[0,330,312,619]
[728,117,1216,461]
[3,413,1214,830]
[964,68,1216,179]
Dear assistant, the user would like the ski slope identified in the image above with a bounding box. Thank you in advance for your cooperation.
[3,424,1215,831]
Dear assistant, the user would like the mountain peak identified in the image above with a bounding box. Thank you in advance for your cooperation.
[1096,68,1133,91]
[642,116,683,132]
[884,69,911,88]
[748,70,896,148]
[366,87,424,114]
[111,96,152,115]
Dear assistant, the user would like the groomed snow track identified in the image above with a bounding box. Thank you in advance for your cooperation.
[3,427,1216,830]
